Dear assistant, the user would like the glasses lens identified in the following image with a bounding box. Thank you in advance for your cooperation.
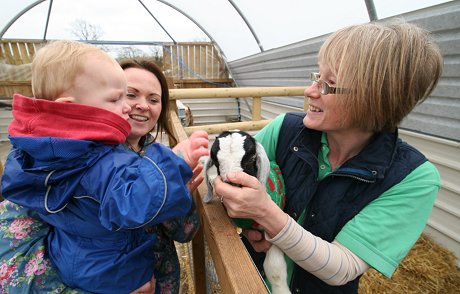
[310,72,319,82]
[320,82,328,95]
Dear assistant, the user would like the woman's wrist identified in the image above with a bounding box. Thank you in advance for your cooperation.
[254,199,288,238]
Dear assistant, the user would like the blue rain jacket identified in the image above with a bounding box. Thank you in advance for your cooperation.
[2,95,193,293]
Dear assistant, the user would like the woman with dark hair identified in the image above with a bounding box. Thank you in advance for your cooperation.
[119,58,207,293]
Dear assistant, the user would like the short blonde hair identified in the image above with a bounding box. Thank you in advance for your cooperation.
[319,21,443,132]
[31,40,116,100]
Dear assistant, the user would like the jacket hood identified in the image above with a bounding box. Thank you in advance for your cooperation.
[9,94,130,145]
[2,94,131,214]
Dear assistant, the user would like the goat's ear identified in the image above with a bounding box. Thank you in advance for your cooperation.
[255,141,270,187]
[203,156,217,203]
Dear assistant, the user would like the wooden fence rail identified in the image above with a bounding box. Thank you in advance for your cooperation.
[169,86,306,134]
[168,86,305,293]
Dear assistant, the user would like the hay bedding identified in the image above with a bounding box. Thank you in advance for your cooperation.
[359,234,460,294]
[177,233,459,293]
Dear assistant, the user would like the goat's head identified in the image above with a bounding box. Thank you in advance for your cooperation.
[203,130,270,203]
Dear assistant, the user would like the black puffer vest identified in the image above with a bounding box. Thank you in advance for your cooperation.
[244,113,427,294]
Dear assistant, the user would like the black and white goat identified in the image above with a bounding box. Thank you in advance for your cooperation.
[204,130,291,294]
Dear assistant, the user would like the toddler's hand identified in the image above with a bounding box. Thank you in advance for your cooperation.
[173,130,209,169]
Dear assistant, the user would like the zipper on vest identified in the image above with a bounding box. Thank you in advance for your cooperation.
[328,172,376,183]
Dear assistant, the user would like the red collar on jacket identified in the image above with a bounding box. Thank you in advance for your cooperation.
[8,94,131,144]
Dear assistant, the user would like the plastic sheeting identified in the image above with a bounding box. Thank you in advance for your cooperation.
[0,0,451,61]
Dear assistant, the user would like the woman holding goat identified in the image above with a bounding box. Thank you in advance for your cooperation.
[213,21,443,294]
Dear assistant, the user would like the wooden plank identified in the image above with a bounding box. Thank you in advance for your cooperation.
[27,43,37,59]
[173,79,233,89]
[11,43,21,65]
[184,120,271,136]
[196,184,267,294]
[200,45,206,78]
[191,45,196,80]
[4,43,14,64]
[18,43,31,63]
[252,97,262,121]
[206,46,213,79]
[212,46,218,79]
[0,43,5,61]
[172,45,179,79]
[191,192,207,293]
[169,86,306,99]
[163,45,172,76]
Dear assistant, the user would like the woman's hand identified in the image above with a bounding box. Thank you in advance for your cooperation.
[242,229,272,253]
[214,171,269,219]
[130,275,155,294]
[214,171,288,238]
[173,130,209,169]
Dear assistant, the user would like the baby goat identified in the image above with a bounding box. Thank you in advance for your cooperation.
[204,130,291,294]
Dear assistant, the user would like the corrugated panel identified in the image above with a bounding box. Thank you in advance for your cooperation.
[229,1,460,264]
[229,1,460,142]
[240,98,303,121]
[177,98,239,126]
[399,129,460,266]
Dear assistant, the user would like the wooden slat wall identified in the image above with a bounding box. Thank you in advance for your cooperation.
[163,42,230,81]
[0,40,44,98]
[0,40,43,65]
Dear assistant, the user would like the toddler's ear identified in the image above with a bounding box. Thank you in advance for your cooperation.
[55,97,75,103]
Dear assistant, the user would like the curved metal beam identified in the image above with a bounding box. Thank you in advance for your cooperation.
[364,0,378,21]
[43,0,54,40]
[155,0,228,59]
[0,0,47,39]
[138,0,176,44]
[227,0,264,52]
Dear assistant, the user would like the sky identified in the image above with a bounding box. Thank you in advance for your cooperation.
[0,0,452,61]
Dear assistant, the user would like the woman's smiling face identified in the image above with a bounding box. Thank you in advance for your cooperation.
[123,67,162,146]
[303,64,349,132]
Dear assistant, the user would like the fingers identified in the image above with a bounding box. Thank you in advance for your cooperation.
[173,131,209,170]
[190,130,209,140]
[243,229,264,242]
[189,132,209,167]
[242,229,271,253]
[225,171,261,190]
[214,173,270,221]
[192,146,209,161]
[130,278,155,294]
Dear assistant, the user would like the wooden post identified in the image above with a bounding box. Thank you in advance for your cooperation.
[304,96,309,112]
[252,96,262,121]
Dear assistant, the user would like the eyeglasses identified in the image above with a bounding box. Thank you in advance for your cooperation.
[309,72,347,95]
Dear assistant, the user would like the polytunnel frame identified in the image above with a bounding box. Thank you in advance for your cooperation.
[0,0,378,59]
[0,0,266,64]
